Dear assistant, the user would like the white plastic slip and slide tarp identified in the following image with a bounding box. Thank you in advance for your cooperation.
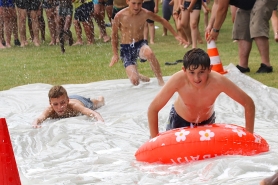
[0,64,277,185]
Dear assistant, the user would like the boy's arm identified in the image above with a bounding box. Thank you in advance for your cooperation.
[148,74,180,138]
[154,0,159,13]
[221,76,255,133]
[109,15,120,67]
[73,104,104,122]
[32,107,53,128]
[147,11,186,44]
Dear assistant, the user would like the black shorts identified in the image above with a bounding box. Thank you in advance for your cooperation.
[166,106,216,130]
[15,0,41,10]
[142,0,155,23]
[184,0,202,11]
[42,0,59,9]
[74,2,94,22]
[106,0,113,6]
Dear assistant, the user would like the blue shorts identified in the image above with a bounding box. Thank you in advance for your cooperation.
[162,0,173,21]
[42,0,59,9]
[120,40,148,68]
[58,4,73,17]
[74,2,94,22]
[184,0,202,10]
[69,95,94,110]
[0,0,15,7]
[166,106,215,130]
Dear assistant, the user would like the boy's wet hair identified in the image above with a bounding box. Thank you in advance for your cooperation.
[48,85,68,99]
[183,48,210,70]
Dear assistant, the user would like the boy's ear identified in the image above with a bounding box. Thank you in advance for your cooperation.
[209,65,213,71]
[182,66,186,72]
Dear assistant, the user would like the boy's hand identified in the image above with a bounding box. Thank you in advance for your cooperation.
[92,112,104,122]
[32,123,41,129]
[175,36,187,46]
[109,54,119,67]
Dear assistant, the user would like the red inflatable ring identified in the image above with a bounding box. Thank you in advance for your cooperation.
[135,123,269,164]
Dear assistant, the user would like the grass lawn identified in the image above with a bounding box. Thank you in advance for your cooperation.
[1,5,278,90]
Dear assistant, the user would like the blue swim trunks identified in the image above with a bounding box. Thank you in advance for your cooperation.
[69,95,94,110]
[0,0,15,7]
[120,40,148,68]
[166,106,215,130]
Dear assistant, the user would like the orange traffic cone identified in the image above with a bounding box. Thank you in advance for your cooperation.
[0,118,21,185]
[207,40,227,74]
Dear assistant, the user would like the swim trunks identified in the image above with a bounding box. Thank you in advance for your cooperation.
[0,0,15,7]
[15,0,40,10]
[120,40,148,68]
[58,3,73,17]
[166,105,215,130]
[162,0,173,21]
[42,0,59,9]
[69,95,94,110]
[184,0,202,10]
[74,2,94,22]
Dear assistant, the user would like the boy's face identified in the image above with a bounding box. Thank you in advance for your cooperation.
[49,94,69,116]
[183,65,212,88]
[127,0,143,14]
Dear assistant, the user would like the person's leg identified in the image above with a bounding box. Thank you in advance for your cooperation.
[91,96,105,109]
[38,6,45,42]
[45,7,57,45]
[143,21,148,41]
[189,9,201,48]
[254,36,271,66]
[238,39,252,68]
[148,22,155,44]
[58,15,65,53]
[3,7,12,47]
[139,45,164,86]
[27,10,33,41]
[73,19,83,45]
[9,7,20,46]
[30,9,40,46]
[125,65,142,86]
[64,14,73,46]
[83,19,95,44]
[17,7,28,47]
[271,10,278,42]
[179,7,191,48]
[93,3,110,42]
[0,7,6,48]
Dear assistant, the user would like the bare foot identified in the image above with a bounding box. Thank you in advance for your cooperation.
[139,74,150,82]
[49,41,56,46]
[103,35,111,43]
[73,41,83,46]
[184,43,191,48]
[198,39,203,44]
[34,42,40,47]
[5,43,11,48]
[92,96,105,109]
[0,44,6,49]
[162,33,167,36]
[150,40,155,44]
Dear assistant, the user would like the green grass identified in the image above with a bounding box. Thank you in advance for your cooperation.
[1,6,278,91]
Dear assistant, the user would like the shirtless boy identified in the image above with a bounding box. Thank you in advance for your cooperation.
[109,0,185,86]
[148,48,255,138]
[32,85,105,128]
